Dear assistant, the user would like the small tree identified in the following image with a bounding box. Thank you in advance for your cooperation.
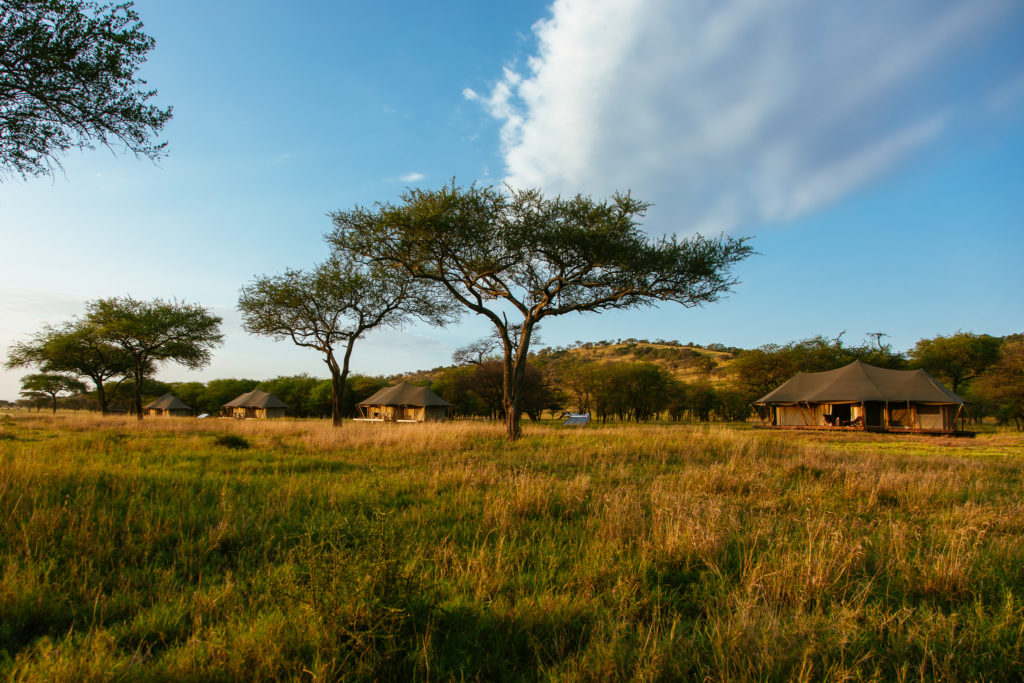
[909,332,1002,395]
[451,336,501,366]
[330,183,753,440]
[6,318,135,414]
[973,338,1024,430]
[86,297,223,420]
[19,372,86,412]
[1,0,172,179]
[238,254,451,426]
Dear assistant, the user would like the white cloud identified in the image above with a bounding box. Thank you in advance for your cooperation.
[399,172,426,183]
[477,0,1018,233]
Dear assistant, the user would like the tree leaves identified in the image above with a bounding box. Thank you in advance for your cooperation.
[329,182,754,439]
[0,0,171,179]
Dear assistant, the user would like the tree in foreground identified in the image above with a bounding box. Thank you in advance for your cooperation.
[5,318,135,413]
[238,253,452,426]
[85,297,223,420]
[0,0,172,179]
[18,372,86,412]
[330,183,753,440]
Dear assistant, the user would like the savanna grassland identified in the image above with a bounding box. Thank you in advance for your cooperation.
[1,413,1023,681]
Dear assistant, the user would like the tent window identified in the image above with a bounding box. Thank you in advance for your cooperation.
[889,406,911,427]
[917,405,940,415]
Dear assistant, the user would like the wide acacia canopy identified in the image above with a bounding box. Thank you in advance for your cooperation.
[329,183,753,440]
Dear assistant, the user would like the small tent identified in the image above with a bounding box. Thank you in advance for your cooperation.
[752,360,966,433]
[356,382,450,422]
[222,389,288,419]
[143,393,191,417]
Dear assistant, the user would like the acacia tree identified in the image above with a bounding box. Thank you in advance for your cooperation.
[86,297,223,420]
[330,183,753,440]
[451,336,500,366]
[1,0,172,179]
[238,253,451,427]
[19,372,86,412]
[5,318,136,413]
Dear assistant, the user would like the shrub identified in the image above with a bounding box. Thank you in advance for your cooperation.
[214,434,250,450]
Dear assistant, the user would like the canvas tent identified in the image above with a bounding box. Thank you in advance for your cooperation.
[143,393,191,417]
[356,382,450,422]
[752,360,966,433]
[222,389,288,419]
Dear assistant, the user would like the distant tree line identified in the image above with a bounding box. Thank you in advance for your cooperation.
[7,329,1023,429]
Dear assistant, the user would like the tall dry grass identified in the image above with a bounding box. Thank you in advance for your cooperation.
[1,411,1023,680]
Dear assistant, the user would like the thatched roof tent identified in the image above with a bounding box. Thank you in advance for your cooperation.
[753,361,966,433]
[143,393,191,412]
[224,389,288,410]
[359,382,451,408]
[754,361,964,405]
[222,389,288,418]
[357,382,450,422]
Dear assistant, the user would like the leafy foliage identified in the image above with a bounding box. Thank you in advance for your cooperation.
[0,0,172,179]
[5,317,135,413]
[85,296,223,419]
[330,183,752,439]
[972,337,1024,429]
[908,332,1002,395]
[17,371,85,412]
[730,334,907,399]
[238,253,452,426]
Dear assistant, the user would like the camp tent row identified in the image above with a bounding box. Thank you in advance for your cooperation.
[143,390,291,418]
[140,383,449,422]
[752,360,966,433]
[356,382,450,422]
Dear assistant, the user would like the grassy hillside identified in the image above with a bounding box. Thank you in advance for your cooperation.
[2,413,1023,679]
[401,340,739,387]
[535,341,738,384]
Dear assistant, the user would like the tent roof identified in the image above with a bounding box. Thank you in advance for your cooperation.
[223,389,288,409]
[753,360,965,405]
[358,382,451,407]
[143,393,190,411]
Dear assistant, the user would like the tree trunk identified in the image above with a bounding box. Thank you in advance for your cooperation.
[501,323,534,441]
[327,345,352,427]
[50,393,58,413]
[331,371,345,427]
[133,366,144,421]
[96,380,109,415]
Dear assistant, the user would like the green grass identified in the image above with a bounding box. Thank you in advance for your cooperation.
[1,413,1023,680]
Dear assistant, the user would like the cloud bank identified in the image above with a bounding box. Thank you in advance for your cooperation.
[473,0,1019,233]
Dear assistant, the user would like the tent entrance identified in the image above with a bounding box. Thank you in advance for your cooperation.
[864,402,883,428]
[825,404,852,425]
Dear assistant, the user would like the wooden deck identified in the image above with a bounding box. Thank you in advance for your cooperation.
[753,425,975,437]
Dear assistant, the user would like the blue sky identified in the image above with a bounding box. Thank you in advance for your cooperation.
[2,0,1023,400]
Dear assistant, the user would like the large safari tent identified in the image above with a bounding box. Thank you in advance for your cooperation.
[753,361,966,433]
[143,393,191,417]
[222,389,288,419]
[356,382,450,422]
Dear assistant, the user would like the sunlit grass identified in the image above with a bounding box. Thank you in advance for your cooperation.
[1,412,1023,680]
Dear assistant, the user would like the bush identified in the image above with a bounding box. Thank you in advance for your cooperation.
[214,434,250,450]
